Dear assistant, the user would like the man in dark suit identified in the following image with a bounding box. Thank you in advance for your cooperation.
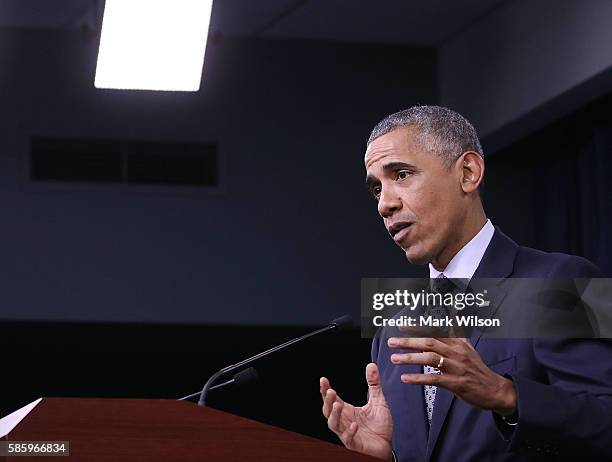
[319,106,612,461]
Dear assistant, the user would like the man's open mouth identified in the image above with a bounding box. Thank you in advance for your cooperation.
[388,222,413,242]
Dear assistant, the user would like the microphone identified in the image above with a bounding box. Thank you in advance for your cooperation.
[178,367,259,401]
[197,315,354,406]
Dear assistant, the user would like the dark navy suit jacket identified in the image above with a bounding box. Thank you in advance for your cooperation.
[372,228,612,461]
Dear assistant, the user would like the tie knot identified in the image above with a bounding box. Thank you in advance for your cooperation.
[431,274,457,294]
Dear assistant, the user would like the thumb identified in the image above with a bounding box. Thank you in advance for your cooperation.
[365,362,385,402]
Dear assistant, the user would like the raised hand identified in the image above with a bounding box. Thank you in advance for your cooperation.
[320,363,393,460]
[388,336,517,416]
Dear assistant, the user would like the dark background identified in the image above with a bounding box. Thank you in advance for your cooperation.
[0,0,611,445]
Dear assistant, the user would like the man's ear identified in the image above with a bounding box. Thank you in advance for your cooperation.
[458,151,484,193]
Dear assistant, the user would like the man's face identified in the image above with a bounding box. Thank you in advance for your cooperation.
[364,127,465,266]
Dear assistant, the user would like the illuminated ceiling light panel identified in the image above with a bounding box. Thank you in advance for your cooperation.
[95,0,213,91]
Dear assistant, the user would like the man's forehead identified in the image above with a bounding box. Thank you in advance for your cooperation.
[364,127,417,170]
[364,138,396,168]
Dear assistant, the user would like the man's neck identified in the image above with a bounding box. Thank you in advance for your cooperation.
[430,212,487,272]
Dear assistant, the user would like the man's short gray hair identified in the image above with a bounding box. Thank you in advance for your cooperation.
[367,106,484,166]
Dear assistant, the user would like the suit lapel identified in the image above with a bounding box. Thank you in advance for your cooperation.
[467,279,508,349]
[469,228,517,348]
[424,228,518,461]
[472,227,517,280]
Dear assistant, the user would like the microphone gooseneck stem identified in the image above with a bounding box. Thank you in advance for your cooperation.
[178,378,235,401]
[197,324,333,406]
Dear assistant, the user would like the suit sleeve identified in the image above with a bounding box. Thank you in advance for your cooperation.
[506,339,612,458]
[502,255,612,458]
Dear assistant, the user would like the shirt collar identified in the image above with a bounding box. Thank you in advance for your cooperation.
[429,219,495,280]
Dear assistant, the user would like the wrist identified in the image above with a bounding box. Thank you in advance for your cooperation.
[492,375,517,417]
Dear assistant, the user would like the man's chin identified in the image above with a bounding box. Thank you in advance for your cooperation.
[403,246,431,266]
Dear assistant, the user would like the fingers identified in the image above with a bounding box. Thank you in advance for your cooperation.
[390,352,458,377]
[388,337,453,357]
[387,337,473,373]
[400,372,457,387]
[320,377,330,401]
[365,362,384,402]
[366,362,380,387]
[322,386,344,419]
[321,374,361,449]
[339,422,358,447]
[401,372,442,385]
[328,400,343,430]
[391,351,443,368]
[326,397,359,450]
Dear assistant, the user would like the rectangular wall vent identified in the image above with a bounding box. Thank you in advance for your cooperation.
[30,138,218,187]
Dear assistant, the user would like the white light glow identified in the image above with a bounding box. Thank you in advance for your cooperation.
[95,0,213,91]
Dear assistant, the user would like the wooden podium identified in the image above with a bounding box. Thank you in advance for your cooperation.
[0,398,379,461]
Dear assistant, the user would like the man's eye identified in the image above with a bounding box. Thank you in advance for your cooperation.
[372,186,381,199]
[397,170,412,180]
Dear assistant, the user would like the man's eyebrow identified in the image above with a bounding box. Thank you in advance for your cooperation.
[382,161,416,171]
[365,162,417,187]
[365,174,378,188]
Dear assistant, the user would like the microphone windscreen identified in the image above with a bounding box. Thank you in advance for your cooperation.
[233,367,259,387]
[329,315,354,332]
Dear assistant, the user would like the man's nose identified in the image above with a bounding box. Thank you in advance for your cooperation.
[377,187,402,218]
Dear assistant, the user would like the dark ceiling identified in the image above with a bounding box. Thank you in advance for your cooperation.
[0,0,508,46]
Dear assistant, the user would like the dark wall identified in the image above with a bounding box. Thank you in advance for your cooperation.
[0,28,437,434]
[0,29,437,325]
[483,91,612,275]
